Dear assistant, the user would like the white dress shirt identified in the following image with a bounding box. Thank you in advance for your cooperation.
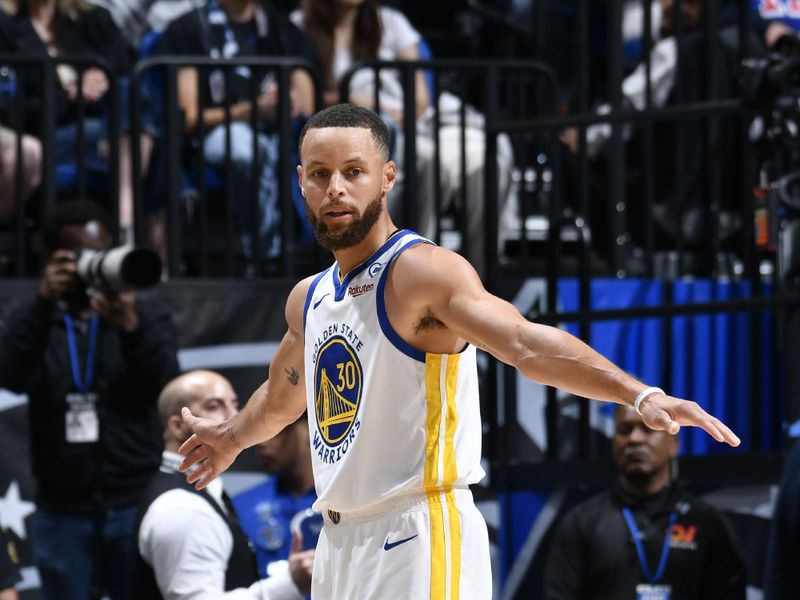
[138,451,304,600]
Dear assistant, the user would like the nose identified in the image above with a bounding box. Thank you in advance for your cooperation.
[327,171,346,198]
[628,424,648,443]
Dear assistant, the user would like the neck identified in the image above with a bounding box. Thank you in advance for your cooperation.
[618,468,671,497]
[28,0,56,22]
[219,0,254,23]
[333,215,396,276]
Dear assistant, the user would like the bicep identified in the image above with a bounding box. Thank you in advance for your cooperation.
[264,324,307,422]
[437,278,532,366]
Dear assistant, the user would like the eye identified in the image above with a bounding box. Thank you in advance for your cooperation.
[312,170,329,178]
[348,168,363,177]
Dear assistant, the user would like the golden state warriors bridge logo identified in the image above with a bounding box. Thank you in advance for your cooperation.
[313,335,363,464]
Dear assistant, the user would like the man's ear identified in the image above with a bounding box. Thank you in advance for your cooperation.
[296,165,304,194]
[383,161,397,192]
[167,413,187,441]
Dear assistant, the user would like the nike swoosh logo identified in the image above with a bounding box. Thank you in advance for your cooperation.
[383,534,418,551]
[313,293,330,310]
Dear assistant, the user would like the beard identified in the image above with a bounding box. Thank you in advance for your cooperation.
[305,192,384,251]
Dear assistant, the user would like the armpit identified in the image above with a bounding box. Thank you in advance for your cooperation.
[415,310,446,334]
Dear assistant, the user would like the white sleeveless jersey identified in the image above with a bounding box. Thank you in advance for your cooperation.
[302,230,486,514]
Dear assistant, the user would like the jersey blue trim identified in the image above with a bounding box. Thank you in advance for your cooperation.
[376,238,430,362]
[333,229,411,301]
[303,267,331,332]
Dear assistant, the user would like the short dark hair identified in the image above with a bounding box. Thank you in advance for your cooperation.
[299,103,390,162]
[41,200,111,255]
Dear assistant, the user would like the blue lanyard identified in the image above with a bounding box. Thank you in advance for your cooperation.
[622,508,677,584]
[64,314,99,394]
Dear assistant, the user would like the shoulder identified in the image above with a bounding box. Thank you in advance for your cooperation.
[285,274,319,331]
[378,6,420,46]
[79,5,115,26]
[389,242,483,301]
[263,5,309,53]
[379,6,414,29]
[141,488,222,537]
[160,9,203,52]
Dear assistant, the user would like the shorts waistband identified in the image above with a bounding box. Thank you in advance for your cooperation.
[322,487,473,526]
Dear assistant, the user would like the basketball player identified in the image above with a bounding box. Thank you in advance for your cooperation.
[178,104,740,599]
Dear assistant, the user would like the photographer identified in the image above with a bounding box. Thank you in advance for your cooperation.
[0,200,179,600]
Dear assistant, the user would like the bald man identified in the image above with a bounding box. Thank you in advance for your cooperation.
[132,370,314,599]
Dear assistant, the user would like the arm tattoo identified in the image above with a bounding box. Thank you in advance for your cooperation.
[285,367,299,386]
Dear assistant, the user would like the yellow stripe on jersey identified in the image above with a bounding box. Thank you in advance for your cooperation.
[424,354,443,489]
[425,353,463,600]
[446,489,462,600]
[443,354,459,485]
[429,494,447,600]
[425,354,446,599]
[444,354,461,599]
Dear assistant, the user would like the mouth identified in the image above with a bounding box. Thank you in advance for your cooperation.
[322,207,355,223]
[621,448,650,465]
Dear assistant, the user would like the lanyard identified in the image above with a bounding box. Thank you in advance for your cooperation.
[622,508,677,584]
[64,314,99,394]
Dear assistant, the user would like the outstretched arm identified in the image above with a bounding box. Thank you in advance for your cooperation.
[179,278,312,488]
[402,246,740,446]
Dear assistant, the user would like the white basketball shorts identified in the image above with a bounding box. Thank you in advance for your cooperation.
[311,487,491,599]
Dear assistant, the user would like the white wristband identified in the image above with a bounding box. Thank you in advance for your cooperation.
[633,386,665,416]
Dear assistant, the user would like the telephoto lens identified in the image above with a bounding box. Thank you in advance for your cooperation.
[76,247,162,291]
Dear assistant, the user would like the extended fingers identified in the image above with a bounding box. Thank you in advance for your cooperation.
[671,400,741,447]
[703,415,740,447]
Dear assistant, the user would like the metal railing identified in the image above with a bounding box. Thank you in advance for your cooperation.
[0,54,121,275]
[130,55,323,278]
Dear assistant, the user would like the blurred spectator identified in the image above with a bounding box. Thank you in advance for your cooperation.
[560,0,705,158]
[763,440,800,599]
[559,0,748,263]
[87,0,198,46]
[133,370,314,599]
[750,0,800,49]
[0,0,154,241]
[543,405,746,600]
[0,527,20,600]
[233,412,316,578]
[0,125,41,220]
[0,200,179,600]
[292,0,515,275]
[159,0,316,259]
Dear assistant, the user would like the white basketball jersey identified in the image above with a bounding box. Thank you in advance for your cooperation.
[303,230,486,514]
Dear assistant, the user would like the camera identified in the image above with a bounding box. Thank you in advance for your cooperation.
[76,246,162,292]
[742,34,800,115]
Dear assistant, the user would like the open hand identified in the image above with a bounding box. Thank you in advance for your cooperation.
[178,408,243,490]
[81,68,109,103]
[638,393,741,446]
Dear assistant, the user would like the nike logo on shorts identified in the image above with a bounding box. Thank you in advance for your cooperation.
[313,293,330,310]
[383,534,418,551]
